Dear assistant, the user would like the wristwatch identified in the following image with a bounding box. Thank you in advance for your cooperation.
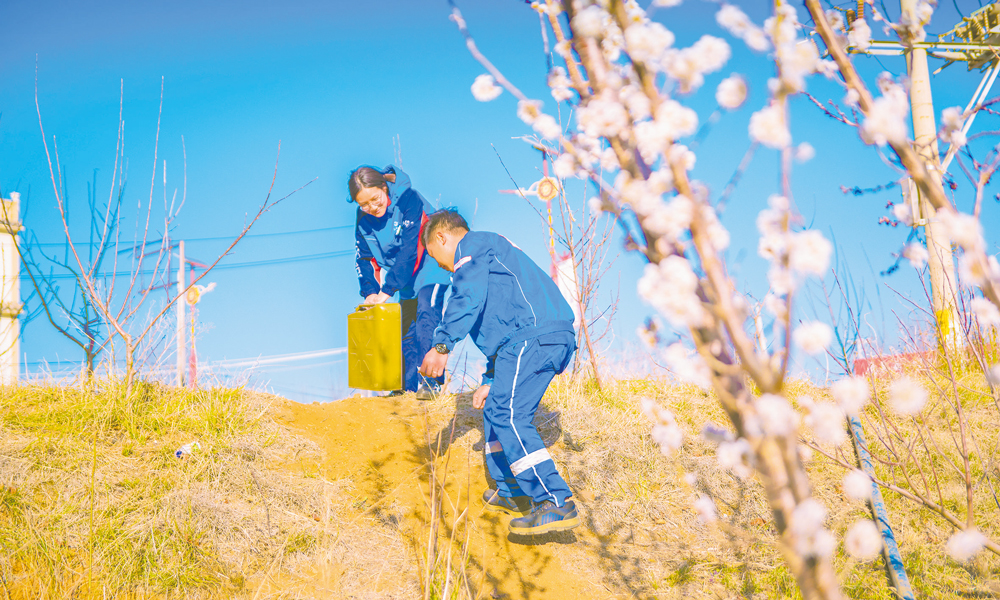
[434,343,450,355]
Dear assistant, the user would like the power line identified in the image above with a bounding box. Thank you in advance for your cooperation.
[31,225,354,248]
[34,249,355,280]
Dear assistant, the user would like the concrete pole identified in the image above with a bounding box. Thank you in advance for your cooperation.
[0,193,21,385]
[901,0,960,347]
[176,240,186,386]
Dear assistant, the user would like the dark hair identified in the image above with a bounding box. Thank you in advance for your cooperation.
[347,166,387,203]
[422,208,469,245]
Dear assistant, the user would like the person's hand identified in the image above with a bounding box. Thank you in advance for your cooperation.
[362,292,390,305]
[419,348,448,379]
[472,384,490,409]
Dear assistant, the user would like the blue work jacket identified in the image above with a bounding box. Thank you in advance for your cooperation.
[431,231,576,384]
[354,165,451,300]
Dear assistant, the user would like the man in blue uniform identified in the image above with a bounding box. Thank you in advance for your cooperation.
[417,209,580,535]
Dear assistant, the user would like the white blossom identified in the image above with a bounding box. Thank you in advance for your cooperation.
[517,99,543,125]
[831,376,870,415]
[756,393,800,436]
[716,4,753,35]
[532,114,562,140]
[843,469,872,501]
[588,195,605,216]
[663,36,731,93]
[701,205,730,252]
[693,495,717,522]
[794,321,832,356]
[845,520,882,560]
[651,421,684,455]
[767,264,795,295]
[667,144,696,171]
[637,257,709,328]
[764,292,786,318]
[889,376,928,416]
[743,28,771,52]
[776,40,820,93]
[749,103,791,149]
[806,401,847,446]
[662,342,712,389]
[861,79,909,146]
[716,75,747,110]
[548,66,574,102]
[471,74,502,102]
[552,153,577,179]
[653,0,683,6]
[939,106,967,147]
[656,99,699,139]
[624,21,675,65]
[892,201,914,226]
[903,242,928,268]
[641,398,685,456]
[790,499,826,536]
[691,35,730,73]
[717,438,752,478]
[959,253,1000,286]
[789,230,832,277]
[848,20,872,51]
[938,210,983,251]
[716,4,771,52]
[577,92,629,138]
[946,529,987,562]
[844,88,861,107]
[620,85,652,120]
[973,297,1000,327]
[795,142,815,162]
[645,194,693,241]
[572,5,604,38]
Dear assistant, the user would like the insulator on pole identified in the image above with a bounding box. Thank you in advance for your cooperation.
[857,0,864,20]
[846,8,856,28]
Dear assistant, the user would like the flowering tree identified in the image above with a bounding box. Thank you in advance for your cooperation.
[453,0,1000,597]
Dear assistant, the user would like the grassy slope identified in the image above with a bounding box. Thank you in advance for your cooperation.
[0,375,997,599]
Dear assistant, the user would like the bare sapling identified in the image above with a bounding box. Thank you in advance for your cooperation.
[0,164,126,381]
[34,71,314,395]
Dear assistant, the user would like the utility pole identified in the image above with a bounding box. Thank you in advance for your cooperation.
[901,0,960,346]
[176,240,186,386]
[0,192,22,385]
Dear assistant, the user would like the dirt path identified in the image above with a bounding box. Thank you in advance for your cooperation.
[273,393,619,599]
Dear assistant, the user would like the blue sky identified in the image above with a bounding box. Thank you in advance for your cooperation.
[2,0,997,400]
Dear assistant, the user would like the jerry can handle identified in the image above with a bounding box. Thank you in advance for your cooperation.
[355,304,374,312]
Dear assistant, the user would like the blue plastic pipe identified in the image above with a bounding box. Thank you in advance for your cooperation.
[848,414,916,600]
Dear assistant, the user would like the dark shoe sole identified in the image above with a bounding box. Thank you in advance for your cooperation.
[509,514,581,535]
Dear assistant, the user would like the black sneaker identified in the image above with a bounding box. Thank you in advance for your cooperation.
[482,488,531,517]
[508,499,580,535]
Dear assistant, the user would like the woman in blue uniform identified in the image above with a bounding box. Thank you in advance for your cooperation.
[349,165,451,394]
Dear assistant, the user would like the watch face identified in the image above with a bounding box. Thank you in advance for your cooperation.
[435,343,449,354]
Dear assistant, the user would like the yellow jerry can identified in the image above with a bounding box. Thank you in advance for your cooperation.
[348,303,404,391]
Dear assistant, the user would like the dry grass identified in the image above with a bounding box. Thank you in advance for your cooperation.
[0,381,417,599]
[2,370,998,599]
[532,374,1000,598]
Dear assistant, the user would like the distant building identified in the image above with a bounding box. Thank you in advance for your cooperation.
[1,192,21,384]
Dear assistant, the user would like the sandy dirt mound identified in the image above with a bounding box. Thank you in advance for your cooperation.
[273,392,624,599]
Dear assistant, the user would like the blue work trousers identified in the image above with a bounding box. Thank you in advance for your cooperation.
[402,283,448,392]
[483,333,575,507]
